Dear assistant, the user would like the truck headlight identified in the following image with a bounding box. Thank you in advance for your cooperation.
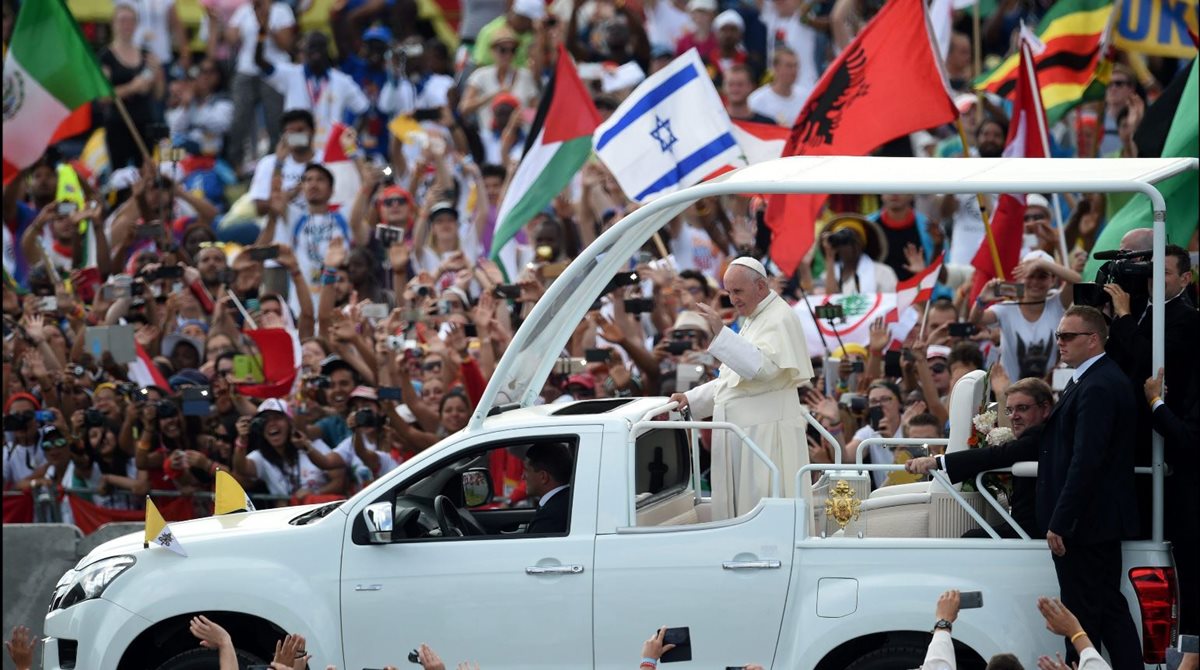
[51,556,136,611]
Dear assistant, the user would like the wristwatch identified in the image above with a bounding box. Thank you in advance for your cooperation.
[933,619,953,633]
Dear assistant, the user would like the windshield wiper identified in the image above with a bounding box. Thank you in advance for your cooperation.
[290,501,344,526]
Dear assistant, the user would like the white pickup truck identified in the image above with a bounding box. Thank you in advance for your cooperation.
[42,157,1194,670]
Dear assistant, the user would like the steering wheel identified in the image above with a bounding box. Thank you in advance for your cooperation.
[433,495,470,538]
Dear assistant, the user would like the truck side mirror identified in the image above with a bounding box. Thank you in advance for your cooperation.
[461,468,494,508]
[363,501,393,544]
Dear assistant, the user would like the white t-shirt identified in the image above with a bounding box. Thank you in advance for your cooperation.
[412,228,483,286]
[748,83,812,127]
[851,425,903,488]
[230,2,296,76]
[760,3,820,91]
[464,65,540,133]
[333,434,400,485]
[990,294,1065,380]
[262,64,370,149]
[246,439,331,497]
[3,442,45,487]
[646,0,694,51]
[248,154,309,205]
[273,207,352,287]
[131,0,177,65]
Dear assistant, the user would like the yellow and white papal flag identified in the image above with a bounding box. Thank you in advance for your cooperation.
[144,497,188,557]
[214,470,256,515]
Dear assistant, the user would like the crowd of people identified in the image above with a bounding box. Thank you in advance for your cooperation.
[1,0,1197,664]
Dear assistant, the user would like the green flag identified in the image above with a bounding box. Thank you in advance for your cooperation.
[1085,60,1199,279]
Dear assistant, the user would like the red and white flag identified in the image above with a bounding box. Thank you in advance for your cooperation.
[128,342,170,391]
[889,251,943,321]
[766,0,958,277]
[969,27,1050,300]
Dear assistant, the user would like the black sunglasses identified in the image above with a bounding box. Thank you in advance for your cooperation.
[1055,331,1094,342]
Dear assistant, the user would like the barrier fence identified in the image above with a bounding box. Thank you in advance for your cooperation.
[2,488,343,535]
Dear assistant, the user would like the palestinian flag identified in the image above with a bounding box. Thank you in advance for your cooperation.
[975,0,1113,124]
[491,45,600,280]
[2,0,112,184]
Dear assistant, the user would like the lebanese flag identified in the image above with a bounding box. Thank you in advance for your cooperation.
[492,45,600,280]
[969,30,1050,301]
[2,0,112,184]
[129,343,171,391]
[766,0,958,277]
[889,251,943,322]
[235,328,301,399]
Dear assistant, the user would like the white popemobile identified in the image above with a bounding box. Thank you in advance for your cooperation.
[42,157,1195,670]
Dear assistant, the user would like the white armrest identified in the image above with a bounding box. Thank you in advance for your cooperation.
[1012,461,1038,477]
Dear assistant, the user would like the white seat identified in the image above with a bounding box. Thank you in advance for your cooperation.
[857,370,990,538]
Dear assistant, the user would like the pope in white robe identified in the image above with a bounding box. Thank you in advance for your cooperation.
[671,258,814,520]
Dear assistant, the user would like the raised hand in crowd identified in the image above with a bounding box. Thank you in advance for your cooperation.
[188,615,237,670]
[272,632,311,670]
[5,625,35,670]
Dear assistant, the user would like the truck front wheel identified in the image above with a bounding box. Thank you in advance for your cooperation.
[154,647,267,670]
[845,644,928,670]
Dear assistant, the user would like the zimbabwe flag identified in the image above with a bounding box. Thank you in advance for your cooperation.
[975,0,1114,124]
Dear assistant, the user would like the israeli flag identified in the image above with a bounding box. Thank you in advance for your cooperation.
[593,49,746,202]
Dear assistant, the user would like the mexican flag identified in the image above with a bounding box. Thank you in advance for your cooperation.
[491,45,600,280]
[2,0,113,184]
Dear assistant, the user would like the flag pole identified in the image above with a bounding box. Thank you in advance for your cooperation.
[111,96,153,164]
[1017,31,1072,264]
[972,0,984,126]
[919,299,931,339]
[955,118,1005,280]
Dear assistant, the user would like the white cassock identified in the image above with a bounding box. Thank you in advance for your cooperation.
[685,291,814,520]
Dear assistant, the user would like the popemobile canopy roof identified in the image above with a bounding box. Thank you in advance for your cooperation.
[473,156,1200,426]
[712,156,1199,197]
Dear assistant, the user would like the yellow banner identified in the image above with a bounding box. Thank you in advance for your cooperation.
[1114,0,1200,57]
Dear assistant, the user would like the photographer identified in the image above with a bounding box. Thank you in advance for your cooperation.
[3,394,50,490]
[821,215,898,295]
[233,399,344,506]
[970,250,1077,380]
[651,310,714,397]
[134,397,201,493]
[328,386,401,489]
[844,380,904,489]
[73,418,147,509]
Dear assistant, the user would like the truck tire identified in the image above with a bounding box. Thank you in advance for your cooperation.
[154,647,266,670]
[844,644,928,670]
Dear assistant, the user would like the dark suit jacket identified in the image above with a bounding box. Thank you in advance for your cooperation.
[944,425,1041,532]
[1036,355,1139,541]
[525,486,570,535]
[1106,293,1200,465]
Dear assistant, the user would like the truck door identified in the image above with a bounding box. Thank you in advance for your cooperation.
[592,428,796,669]
[340,425,601,670]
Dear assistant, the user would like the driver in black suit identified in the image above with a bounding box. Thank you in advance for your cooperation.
[523,444,573,535]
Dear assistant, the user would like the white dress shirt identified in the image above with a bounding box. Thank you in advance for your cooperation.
[1071,352,1105,383]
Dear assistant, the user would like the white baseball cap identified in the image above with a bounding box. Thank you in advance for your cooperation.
[512,0,545,20]
[714,9,744,30]
[687,0,718,12]
[256,398,292,417]
[1025,193,1051,211]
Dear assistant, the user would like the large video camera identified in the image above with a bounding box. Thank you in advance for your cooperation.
[1095,249,1153,294]
[1076,249,1154,308]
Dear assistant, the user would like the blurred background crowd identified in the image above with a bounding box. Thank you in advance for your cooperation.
[0,0,1196,573]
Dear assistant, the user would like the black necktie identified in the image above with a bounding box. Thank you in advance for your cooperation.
[1064,377,1077,394]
